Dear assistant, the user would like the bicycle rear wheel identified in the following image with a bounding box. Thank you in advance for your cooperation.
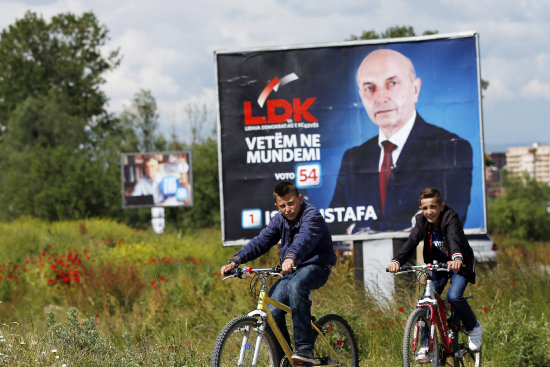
[403,308,439,367]
[211,316,280,367]
[313,313,359,367]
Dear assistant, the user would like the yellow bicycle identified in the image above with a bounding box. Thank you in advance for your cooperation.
[211,265,359,367]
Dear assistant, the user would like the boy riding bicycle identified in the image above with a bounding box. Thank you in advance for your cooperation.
[387,188,482,361]
[220,181,337,365]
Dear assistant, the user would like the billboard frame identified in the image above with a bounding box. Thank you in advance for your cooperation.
[214,31,487,246]
[121,151,194,209]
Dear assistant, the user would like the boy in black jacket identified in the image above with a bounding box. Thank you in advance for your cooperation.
[387,188,482,360]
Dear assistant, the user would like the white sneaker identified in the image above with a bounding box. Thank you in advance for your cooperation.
[468,323,483,351]
[416,346,432,363]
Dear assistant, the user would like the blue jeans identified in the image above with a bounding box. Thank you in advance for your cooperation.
[431,270,478,331]
[268,264,331,351]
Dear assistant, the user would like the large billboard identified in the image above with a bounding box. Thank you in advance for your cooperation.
[216,32,486,245]
[122,152,193,208]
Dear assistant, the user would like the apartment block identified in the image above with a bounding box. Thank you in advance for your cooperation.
[505,143,550,185]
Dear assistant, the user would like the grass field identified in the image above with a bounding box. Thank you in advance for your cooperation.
[0,218,548,366]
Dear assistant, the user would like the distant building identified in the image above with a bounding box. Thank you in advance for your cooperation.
[505,143,550,185]
[485,152,506,197]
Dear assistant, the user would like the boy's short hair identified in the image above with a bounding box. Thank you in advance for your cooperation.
[273,181,300,202]
[419,187,443,205]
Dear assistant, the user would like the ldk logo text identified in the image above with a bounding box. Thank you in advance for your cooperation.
[243,73,317,126]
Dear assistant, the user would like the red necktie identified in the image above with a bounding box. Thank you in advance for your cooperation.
[379,140,397,215]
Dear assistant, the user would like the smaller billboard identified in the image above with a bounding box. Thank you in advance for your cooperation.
[122,152,193,208]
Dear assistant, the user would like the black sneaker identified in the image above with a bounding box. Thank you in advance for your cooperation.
[291,349,316,364]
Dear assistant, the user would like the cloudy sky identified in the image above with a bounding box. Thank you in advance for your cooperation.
[1,0,549,151]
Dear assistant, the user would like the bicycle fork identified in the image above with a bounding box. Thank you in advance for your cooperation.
[237,324,253,366]
[241,287,291,367]
[414,303,437,352]
[244,319,267,367]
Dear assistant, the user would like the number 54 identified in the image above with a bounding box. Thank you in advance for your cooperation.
[295,163,321,188]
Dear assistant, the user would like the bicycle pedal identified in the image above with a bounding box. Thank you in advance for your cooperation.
[291,355,316,366]
[454,348,468,358]
[291,359,314,366]
[417,359,433,364]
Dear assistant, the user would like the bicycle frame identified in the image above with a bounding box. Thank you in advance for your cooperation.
[412,265,469,361]
[236,267,342,366]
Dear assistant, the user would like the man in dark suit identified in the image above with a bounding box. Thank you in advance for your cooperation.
[330,49,472,233]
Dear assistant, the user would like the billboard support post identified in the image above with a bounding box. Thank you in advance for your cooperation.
[151,207,165,234]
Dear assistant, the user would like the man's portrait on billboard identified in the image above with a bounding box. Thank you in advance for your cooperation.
[329,48,473,234]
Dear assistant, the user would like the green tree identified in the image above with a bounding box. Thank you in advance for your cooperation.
[1,90,87,151]
[0,94,120,220]
[0,11,120,132]
[119,89,166,153]
[488,171,550,241]
[183,100,217,146]
[0,11,122,221]
[348,25,437,40]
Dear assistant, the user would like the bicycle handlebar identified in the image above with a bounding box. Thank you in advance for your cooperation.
[386,262,451,275]
[222,265,297,281]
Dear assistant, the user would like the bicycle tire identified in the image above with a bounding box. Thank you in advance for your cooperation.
[313,313,359,367]
[403,308,439,367]
[211,315,281,367]
[453,347,482,367]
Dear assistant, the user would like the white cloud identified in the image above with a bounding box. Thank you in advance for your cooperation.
[139,66,181,96]
[484,78,515,101]
[157,88,218,142]
[520,79,550,101]
[103,65,137,112]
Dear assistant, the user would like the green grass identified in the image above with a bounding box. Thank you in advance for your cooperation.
[0,218,549,366]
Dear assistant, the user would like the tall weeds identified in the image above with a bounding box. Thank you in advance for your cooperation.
[0,218,548,366]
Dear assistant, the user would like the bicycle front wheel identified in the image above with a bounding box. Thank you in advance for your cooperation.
[314,314,359,367]
[452,327,482,367]
[403,308,439,367]
[211,316,280,367]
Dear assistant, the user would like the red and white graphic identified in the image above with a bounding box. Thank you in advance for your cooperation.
[257,73,299,107]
